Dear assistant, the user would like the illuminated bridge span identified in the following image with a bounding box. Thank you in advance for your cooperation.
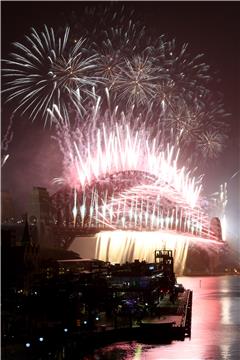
[49,170,223,274]
[51,170,217,240]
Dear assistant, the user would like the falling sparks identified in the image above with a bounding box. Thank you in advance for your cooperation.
[95,230,222,272]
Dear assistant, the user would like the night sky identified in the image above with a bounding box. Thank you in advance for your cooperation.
[1,1,240,246]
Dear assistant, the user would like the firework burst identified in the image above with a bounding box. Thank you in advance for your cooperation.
[92,23,148,96]
[113,55,160,107]
[2,4,229,167]
[151,35,211,98]
[2,26,99,124]
[50,104,202,209]
[63,3,148,53]
[197,130,225,159]
[49,103,223,250]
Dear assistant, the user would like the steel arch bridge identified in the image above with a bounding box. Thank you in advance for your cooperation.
[49,169,221,249]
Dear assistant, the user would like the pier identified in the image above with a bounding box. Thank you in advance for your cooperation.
[3,250,193,358]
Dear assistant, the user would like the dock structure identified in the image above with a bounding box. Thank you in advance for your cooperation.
[91,264,193,342]
[91,249,193,342]
[182,289,193,338]
[6,250,193,358]
[66,288,193,353]
[138,289,193,341]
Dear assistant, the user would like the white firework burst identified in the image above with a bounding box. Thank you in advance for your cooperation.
[197,130,224,159]
[114,55,159,107]
[2,26,99,124]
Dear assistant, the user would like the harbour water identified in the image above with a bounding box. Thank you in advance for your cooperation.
[84,276,240,360]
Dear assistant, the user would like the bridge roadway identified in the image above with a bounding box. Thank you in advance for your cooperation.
[52,225,103,248]
[52,223,223,249]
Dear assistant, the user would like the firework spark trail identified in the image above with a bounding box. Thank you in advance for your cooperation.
[1,154,10,168]
[1,115,14,167]
[1,115,14,152]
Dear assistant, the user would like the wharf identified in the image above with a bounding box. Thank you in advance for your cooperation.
[139,289,192,340]
[88,289,193,344]
[2,292,192,360]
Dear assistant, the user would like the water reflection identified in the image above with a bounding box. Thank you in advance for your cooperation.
[221,291,231,324]
[86,276,240,360]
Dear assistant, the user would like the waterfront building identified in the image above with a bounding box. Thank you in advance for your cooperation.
[1,190,15,223]
[28,187,53,247]
[1,219,39,294]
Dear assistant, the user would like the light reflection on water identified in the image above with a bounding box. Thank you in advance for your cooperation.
[84,276,240,360]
